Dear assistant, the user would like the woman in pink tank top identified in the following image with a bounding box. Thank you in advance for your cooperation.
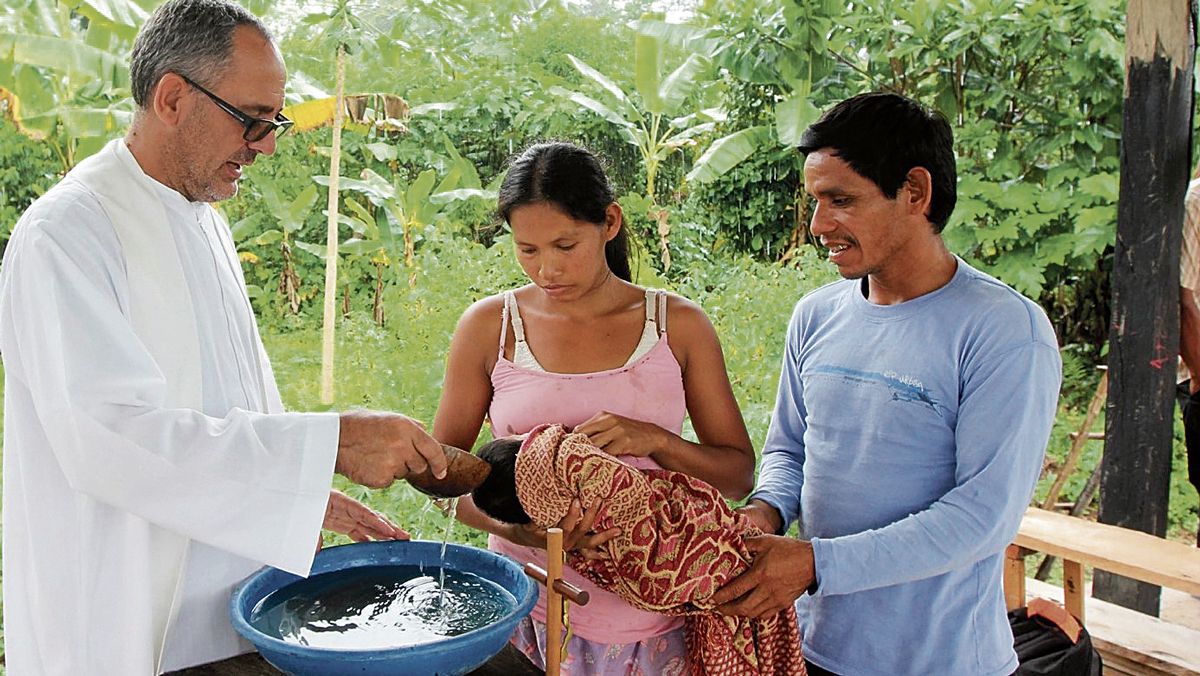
[434,142,754,675]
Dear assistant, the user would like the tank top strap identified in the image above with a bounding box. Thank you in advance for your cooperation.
[655,289,668,336]
[499,291,530,357]
[508,292,528,342]
[498,292,510,358]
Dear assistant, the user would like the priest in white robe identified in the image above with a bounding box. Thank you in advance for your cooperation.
[0,1,447,673]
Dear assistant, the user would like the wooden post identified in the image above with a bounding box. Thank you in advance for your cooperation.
[1097,0,1195,615]
[1004,545,1028,612]
[1062,559,1086,625]
[545,528,564,676]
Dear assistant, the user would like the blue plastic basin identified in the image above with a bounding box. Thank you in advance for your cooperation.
[230,540,536,675]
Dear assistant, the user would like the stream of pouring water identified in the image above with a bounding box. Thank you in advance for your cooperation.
[437,497,460,613]
[413,499,438,574]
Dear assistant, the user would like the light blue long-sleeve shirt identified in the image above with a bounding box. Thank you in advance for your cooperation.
[753,258,1061,676]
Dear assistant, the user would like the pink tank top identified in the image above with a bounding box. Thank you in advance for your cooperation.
[487,290,687,643]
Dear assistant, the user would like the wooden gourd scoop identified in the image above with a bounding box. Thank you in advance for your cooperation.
[405,443,491,498]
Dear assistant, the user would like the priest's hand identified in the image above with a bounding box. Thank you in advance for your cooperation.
[323,489,409,543]
[336,410,448,488]
[712,535,814,619]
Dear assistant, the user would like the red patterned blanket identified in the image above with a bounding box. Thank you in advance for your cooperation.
[514,424,806,675]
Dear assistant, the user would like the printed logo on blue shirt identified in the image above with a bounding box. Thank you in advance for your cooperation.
[809,365,944,414]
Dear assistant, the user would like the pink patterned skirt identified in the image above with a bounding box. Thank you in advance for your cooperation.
[510,615,691,676]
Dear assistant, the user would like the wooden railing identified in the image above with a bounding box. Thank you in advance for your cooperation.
[1004,507,1200,674]
[1005,507,1200,625]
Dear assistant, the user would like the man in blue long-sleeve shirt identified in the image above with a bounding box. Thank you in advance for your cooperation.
[712,93,1062,676]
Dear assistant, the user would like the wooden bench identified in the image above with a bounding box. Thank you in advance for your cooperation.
[1005,507,1200,674]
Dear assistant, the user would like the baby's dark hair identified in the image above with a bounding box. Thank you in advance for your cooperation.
[471,437,531,525]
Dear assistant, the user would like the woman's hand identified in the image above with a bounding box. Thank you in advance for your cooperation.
[503,521,550,549]
[560,498,620,559]
[574,411,668,458]
[322,489,409,543]
[500,498,619,560]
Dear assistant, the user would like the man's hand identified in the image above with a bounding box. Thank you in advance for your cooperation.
[574,411,668,458]
[736,498,784,535]
[336,410,448,488]
[322,489,409,543]
[712,535,815,619]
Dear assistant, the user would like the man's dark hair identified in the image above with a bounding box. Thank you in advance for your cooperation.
[798,92,957,232]
[471,437,531,525]
[497,142,631,281]
[130,0,271,108]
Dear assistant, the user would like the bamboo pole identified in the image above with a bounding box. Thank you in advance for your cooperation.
[320,43,345,405]
[1040,367,1107,510]
[545,528,564,676]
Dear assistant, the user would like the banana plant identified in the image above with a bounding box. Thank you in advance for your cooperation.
[287,195,383,322]
[638,1,843,185]
[551,24,716,270]
[242,180,319,315]
[309,140,495,322]
[0,0,140,169]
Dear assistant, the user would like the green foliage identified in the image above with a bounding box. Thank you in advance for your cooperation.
[841,0,1124,316]
[552,28,720,269]
[675,247,839,448]
[0,0,137,169]
[653,0,1127,353]
[276,0,647,195]
[224,134,334,320]
[0,120,58,251]
[684,126,805,259]
[265,231,528,548]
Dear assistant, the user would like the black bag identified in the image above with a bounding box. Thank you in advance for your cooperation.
[1009,607,1102,676]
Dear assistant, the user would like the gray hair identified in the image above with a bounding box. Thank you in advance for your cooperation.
[129,0,272,108]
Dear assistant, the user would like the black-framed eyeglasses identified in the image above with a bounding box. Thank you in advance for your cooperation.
[179,74,294,142]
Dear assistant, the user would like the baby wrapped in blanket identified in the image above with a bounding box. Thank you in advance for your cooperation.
[472,423,805,676]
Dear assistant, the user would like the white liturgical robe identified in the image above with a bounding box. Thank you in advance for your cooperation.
[0,139,340,674]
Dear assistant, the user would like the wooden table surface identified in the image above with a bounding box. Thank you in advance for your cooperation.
[166,644,543,676]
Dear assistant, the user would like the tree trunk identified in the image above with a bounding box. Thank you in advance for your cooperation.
[373,262,385,326]
[279,239,300,315]
[1095,0,1194,616]
[320,43,346,405]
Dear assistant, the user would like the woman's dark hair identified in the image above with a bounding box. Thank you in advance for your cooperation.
[498,142,631,281]
[471,437,530,525]
[798,92,957,233]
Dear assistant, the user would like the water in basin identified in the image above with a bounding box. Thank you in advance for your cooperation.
[249,564,516,650]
